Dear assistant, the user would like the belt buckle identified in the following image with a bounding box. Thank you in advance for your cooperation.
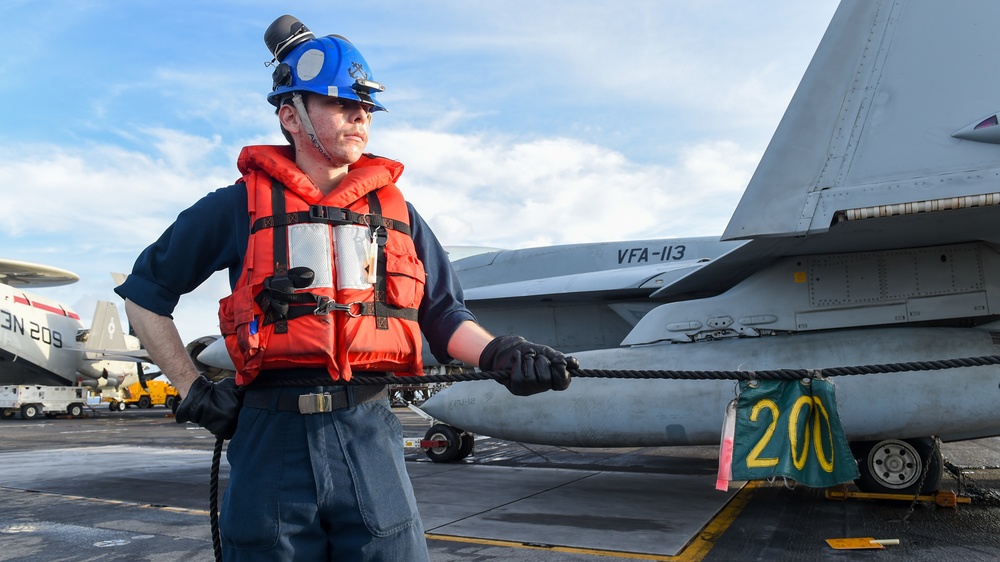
[298,393,332,414]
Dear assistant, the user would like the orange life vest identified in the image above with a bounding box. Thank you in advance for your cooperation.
[218,145,426,385]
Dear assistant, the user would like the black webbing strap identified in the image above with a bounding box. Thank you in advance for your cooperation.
[358,301,418,322]
[367,191,390,330]
[255,299,417,326]
[254,292,319,325]
[270,181,290,334]
[250,205,412,236]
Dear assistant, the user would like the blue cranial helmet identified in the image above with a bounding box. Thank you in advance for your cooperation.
[264,15,386,111]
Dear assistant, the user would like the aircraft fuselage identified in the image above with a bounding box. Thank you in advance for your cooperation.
[0,283,81,385]
[421,326,1000,447]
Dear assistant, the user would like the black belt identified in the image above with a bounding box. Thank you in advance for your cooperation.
[243,385,387,414]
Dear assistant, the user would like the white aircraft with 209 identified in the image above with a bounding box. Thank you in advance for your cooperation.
[0,259,147,410]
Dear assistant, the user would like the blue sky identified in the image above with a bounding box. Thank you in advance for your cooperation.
[0,0,840,344]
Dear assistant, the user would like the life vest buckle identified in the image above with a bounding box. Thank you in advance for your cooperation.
[309,205,349,223]
[314,296,364,317]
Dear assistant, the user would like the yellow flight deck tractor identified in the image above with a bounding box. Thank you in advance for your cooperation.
[104,380,179,412]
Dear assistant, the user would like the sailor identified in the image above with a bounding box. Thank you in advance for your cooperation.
[115,15,575,561]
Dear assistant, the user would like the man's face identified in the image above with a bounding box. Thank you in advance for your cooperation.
[302,95,373,166]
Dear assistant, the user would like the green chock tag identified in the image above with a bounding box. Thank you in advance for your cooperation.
[730,378,859,487]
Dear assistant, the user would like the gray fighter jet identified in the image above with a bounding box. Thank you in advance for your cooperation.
[419,0,1000,495]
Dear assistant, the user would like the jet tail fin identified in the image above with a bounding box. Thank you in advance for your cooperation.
[723,0,1000,244]
[85,301,129,351]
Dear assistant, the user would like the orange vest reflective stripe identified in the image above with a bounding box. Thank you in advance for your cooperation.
[219,145,426,385]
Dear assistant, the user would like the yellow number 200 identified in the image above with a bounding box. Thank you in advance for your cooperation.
[746,395,835,473]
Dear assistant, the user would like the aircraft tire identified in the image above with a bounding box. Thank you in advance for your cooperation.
[67,404,84,418]
[424,424,464,463]
[457,433,475,460]
[852,437,942,495]
[20,404,41,420]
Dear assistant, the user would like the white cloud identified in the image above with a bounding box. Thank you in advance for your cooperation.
[0,140,231,240]
[372,128,757,249]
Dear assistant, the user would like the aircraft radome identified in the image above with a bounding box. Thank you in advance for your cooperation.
[0,259,146,392]
[193,0,1000,496]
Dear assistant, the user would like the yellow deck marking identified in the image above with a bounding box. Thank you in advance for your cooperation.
[426,481,761,561]
[0,486,211,516]
[425,533,679,561]
[674,481,760,561]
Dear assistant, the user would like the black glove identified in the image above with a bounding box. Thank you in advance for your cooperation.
[479,335,577,396]
[174,376,244,439]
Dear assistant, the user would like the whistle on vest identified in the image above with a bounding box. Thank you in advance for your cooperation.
[365,238,378,285]
[365,226,387,285]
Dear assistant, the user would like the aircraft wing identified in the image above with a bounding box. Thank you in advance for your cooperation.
[466,254,724,303]
[0,259,79,288]
[455,236,745,302]
[447,237,745,353]
[442,246,504,262]
[75,349,151,363]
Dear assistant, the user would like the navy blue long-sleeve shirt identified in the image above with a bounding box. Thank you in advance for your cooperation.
[115,183,476,364]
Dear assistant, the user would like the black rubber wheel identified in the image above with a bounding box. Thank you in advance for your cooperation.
[457,432,475,461]
[165,396,177,410]
[138,396,152,409]
[67,404,84,417]
[0,410,14,419]
[852,437,942,495]
[424,424,463,463]
[20,404,40,420]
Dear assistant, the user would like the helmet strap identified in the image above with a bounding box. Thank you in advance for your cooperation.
[291,93,334,164]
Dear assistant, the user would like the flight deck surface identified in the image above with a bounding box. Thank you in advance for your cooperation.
[1,406,999,561]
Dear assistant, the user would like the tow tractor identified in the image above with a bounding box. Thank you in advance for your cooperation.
[103,380,180,412]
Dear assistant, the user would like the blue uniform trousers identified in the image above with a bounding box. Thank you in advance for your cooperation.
[220,385,429,561]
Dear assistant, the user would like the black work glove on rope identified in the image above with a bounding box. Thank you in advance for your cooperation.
[480,335,576,396]
[174,376,244,440]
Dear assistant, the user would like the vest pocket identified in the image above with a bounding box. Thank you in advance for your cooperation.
[384,249,426,309]
[218,284,263,375]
